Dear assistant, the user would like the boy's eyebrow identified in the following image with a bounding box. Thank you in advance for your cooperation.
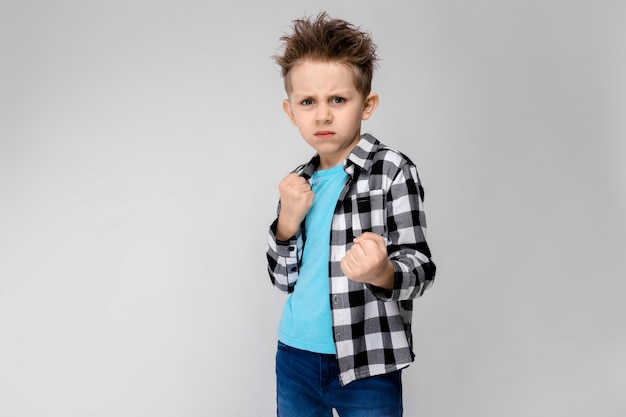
[291,90,355,98]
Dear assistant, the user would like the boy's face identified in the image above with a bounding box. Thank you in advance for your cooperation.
[283,59,378,170]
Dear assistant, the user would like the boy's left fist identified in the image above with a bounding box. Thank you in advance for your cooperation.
[340,232,394,290]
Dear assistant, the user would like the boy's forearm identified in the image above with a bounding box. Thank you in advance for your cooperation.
[275,215,300,241]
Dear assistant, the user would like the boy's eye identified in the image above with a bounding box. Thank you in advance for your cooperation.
[332,97,345,104]
[301,99,314,105]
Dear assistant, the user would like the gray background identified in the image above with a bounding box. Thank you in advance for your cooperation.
[1,0,624,416]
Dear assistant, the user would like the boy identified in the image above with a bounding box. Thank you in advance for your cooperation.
[266,12,436,417]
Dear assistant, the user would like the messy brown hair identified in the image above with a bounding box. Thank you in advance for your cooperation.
[273,12,378,97]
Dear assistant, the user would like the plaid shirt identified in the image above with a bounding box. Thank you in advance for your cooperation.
[267,133,436,385]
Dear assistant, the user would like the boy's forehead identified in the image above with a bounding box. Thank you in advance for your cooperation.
[287,59,358,92]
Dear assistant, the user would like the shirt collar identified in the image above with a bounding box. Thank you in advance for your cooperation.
[296,133,381,180]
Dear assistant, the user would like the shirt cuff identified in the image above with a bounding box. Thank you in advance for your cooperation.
[269,218,298,257]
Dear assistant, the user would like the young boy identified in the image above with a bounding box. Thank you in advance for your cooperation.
[266,12,436,417]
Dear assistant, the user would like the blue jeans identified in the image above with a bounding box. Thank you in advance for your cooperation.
[276,341,403,417]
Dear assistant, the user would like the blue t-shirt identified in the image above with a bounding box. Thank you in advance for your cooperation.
[278,163,347,354]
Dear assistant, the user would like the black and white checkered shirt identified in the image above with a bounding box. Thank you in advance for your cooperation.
[267,133,436,385]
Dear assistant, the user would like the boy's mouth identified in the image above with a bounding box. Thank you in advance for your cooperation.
[315,130,335,138]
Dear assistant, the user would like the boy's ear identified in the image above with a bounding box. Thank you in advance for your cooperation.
[361,93,379,121]
[283,99,297,126]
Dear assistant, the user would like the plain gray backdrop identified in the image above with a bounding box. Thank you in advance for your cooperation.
[1,1,624,416]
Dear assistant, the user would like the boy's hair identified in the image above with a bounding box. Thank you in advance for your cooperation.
[273,12,378,97]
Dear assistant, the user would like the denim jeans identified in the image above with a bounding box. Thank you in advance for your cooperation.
[276,341,403,417]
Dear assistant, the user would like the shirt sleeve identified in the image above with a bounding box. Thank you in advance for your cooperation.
[368,161,436,301]
[266,217,302,294]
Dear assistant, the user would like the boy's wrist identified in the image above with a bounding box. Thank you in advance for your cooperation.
[372,260,395,291]
[275,217,299,241]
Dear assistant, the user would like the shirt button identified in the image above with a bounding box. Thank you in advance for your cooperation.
[288,246,295,251]
[290,267,297,272]
[333,295,339,304]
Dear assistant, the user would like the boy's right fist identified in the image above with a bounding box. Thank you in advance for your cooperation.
[276,173,314,240]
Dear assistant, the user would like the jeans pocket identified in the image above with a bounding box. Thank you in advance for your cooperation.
[277,340,295,352]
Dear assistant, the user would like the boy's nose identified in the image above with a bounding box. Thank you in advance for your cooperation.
[316,105,332,123]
